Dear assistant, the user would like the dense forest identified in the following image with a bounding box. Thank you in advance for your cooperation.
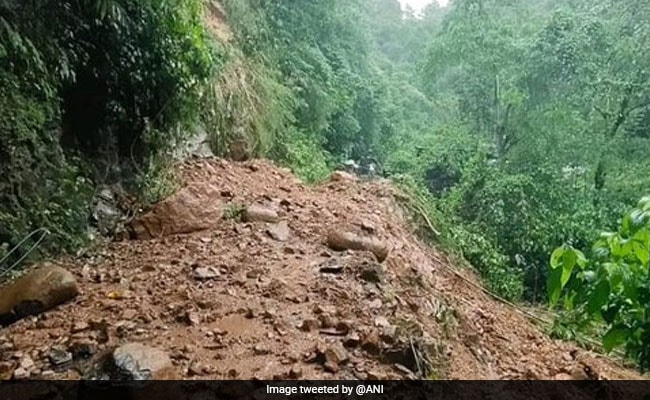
[1,0,650,370]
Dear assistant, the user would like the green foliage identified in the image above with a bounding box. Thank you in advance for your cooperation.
[201,52,295,160]
[223,203,246,221]
[0,0,216,267]
[0,72,93,264]
[270,128,332,183]
[547,196,650,370]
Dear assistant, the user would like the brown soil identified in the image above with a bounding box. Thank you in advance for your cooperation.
[0,158,644,380]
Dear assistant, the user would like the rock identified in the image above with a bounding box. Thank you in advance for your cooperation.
[299,319,320,332]
[40,370,55,378]
[554,372,573,380]
[368,298,383,309]
[71,321,90,333]
[289,366,303,379]
[374,316,390,328]
[181,311,201,326]
[191,266,221,281]
[266,222,291,242]
[0,361,14,380]
[326,230,390,263]
[245,307,258,319]
[253,344,271,355]
[188,361,205,377]
[361,331,382,354]
[19,355,35,371]
[318,314,337,329]
[111,343,176,380]
[313,304,337,315]
[0,264,79,326]
[380,326,398,344]
[243,204,279,223]
[329,171,358,182]
[343,332,361,348]
[91,185,124,237]
[130,183,224,239]
[323,343,349,373]
[13,367,29,379]
[48,346,73,366]
[122,309,138,320]
[70,340,97,360]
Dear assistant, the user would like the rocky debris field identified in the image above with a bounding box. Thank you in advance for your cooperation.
[0,158,644,380]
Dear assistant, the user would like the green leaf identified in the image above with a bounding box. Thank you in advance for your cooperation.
[587,280,610,315]
[560,249,576,288]
[632,241,649,266]
[574,249,587,268]
[550,247,565,270]
[547,266,563,306]
[602,326,627,353]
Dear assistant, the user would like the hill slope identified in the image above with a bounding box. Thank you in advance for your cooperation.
[0,158,642,380]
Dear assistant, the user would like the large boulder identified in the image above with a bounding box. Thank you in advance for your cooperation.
[130,183,224,239]
[326,229,390,263]
[0,263,79,325]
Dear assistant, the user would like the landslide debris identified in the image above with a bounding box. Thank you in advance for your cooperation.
[0,158,643,380]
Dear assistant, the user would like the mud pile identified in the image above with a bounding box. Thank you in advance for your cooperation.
[0,158,642,380]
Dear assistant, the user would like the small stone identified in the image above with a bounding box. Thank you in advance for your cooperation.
[299,319,320,332]
[71,321,90,333]
[343,332,361,348]
[323,343,349,371]
[267,222,291,242]
[368,298,382,309]
[19,355,35,370]
[554,372,573,380]
[183,311,201,326]
[273,320,290,336]
[244,204,279,223]
[361,331,381,354]
[48,346,72,366]
[253,344,271,355]
[227,368,239,378]
[289,366,303,379]
[245,308,258,319]
[0,361,14,380]
[41,370,55,378]
[188,361,205,377]
[313,304,336,315]
[13,367,29,379]
[191,266,221,281]
[70,341,97,360]
[122,309,138,320]
[374,316,390,328]
[318,314,337,329]
[380,326,398,344]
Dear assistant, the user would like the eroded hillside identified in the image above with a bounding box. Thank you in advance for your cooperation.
[0,159,642,380]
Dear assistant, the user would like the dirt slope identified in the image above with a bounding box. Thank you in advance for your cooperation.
[0,158,643,380]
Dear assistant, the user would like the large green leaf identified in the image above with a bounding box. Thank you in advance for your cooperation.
[560,249,576,289]
[550,247,565,270]
[602,326,627,353]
